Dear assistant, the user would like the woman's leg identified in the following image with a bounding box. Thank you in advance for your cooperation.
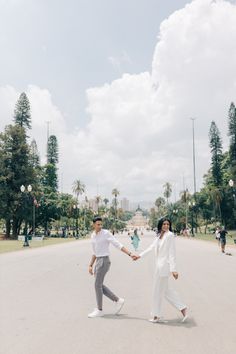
[151,275,168,318]
[164,279,187,314]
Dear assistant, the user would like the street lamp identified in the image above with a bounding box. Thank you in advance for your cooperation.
[73,203,79,238]
[172,209,178,233]
[20,184,33,247]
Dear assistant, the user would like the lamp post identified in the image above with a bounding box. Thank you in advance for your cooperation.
[173,208,178,233]
[73,203,79,238]
[83,197,89,237]
[20,184,33,247]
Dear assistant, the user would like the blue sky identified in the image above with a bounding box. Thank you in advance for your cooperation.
[0,0,191,130]
[1,0,236,202]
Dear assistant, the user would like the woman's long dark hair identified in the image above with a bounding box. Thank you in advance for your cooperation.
[157,218,172,234]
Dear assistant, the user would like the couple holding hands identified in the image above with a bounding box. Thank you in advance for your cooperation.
[88,216,188,323]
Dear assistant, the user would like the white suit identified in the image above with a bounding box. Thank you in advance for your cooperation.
[140,231,186,317]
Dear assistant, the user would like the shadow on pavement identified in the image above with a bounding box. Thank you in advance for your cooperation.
[102,314,197,328]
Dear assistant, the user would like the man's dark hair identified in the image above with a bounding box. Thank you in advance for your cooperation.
[93,216,103,223]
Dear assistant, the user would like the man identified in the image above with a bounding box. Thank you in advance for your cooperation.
[88,216,135,318]
[219,226,228,253]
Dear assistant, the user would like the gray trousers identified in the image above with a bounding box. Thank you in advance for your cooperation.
[94,256,119,310]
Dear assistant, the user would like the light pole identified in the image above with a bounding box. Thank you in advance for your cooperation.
[20,184,33,247]
[173,209,178,233]
[83,197,89,237]
[73,203,79,238]
[190,118,197,195]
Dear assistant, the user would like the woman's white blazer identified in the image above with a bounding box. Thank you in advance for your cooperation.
[139,231,177,277]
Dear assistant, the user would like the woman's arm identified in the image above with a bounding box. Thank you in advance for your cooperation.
[138,238,158,258]
[169,235,177,273]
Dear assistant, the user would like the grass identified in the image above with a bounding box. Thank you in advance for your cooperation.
[181,231,236,246]
[0,237,86,254]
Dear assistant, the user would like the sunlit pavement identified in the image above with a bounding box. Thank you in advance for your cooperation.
[0,231,235,354]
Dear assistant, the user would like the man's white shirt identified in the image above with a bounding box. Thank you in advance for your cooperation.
[91,229,123,257]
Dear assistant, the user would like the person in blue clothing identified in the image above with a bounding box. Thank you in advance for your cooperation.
[131,229,140,251]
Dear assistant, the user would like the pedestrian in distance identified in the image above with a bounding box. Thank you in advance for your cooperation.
[133,218,188,323]
[88,216,136,318]
[215,226,221,247]
[131,229,140,251]
[219,226,228,253]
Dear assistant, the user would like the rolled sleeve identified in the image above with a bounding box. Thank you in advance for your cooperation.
[107,232,123,250]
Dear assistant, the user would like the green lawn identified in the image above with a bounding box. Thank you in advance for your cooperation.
[181,231,236,246]
[0,237,84,254]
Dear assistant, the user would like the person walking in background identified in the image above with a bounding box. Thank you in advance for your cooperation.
[131,229,140,251]
[133,218,187,323]
[88,216,135,318]
[215,226,220,247]
[219,226,228,253]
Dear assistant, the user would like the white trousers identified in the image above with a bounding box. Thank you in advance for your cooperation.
[151,273,186,317]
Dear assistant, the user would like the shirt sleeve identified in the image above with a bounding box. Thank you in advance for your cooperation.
[107,232,123,250]
[169,235,177,272]
[139,238,158,258]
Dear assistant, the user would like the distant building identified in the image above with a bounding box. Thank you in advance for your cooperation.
[127,206,149,230]
[120,198,130,211]
[88,198,98,212]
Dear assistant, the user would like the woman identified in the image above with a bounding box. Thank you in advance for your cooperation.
[134,218,188,323]
[131,229,140,251]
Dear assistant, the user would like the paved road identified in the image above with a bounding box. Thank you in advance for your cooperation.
[0,232,235,354]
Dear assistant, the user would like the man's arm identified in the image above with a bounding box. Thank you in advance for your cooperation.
[89,254,96,275]
[121,246,133,258]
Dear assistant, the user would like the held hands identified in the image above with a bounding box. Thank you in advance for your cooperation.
[131,255,140,261]
[172,272,179,280]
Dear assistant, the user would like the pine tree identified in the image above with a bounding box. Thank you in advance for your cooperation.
[209,121,223,186]
[29,139,40,168]
[228,102,236,178]
[0,125,35,238]
[14,92,31,129]
[47,135,59,165]
[42,164,58,193]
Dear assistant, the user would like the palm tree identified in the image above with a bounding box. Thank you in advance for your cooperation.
[163,182,172,204]
[72,180,85,201]
[103,198,109,207]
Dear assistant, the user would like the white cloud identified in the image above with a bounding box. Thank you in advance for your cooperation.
[1,0,236,203]
[108,51,132,72]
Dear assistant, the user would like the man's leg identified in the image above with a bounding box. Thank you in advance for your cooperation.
[102,258,119,302]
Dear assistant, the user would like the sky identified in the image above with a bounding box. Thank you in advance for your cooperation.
[1,0,236,204]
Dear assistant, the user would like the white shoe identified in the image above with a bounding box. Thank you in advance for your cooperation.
[88,308,104,318]
[181,315,188,323]
[115,298,125,315]
[149,318,168,323]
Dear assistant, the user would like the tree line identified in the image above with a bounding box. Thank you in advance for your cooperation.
[0,93,130,239]
[150,102,236,231]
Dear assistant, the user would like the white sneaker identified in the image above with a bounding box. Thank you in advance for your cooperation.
[115,298,125,315]
[181,315,188,323]
[149,318,168,323]
[88,308,104,318]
